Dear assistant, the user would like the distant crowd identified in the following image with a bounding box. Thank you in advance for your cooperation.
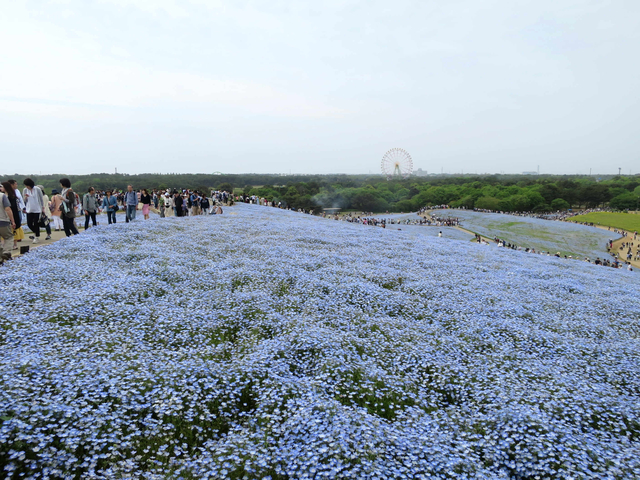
[470,206,614,223]
[469,232,636,271]
[0,177,231,264]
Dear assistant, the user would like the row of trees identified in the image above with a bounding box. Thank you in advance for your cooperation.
[4,172,639,213]
[244,176,640,213]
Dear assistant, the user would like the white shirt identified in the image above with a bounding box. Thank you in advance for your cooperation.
[23,187,44,214]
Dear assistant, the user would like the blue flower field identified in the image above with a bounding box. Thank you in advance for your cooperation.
[1,204,639,479]
[432,209,615,259]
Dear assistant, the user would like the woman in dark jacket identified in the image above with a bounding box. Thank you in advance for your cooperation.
[1,181,22,250]
[173,191,183,217]
[140,189,152,220]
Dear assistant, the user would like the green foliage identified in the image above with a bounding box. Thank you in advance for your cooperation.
[4,171,638,214]
[475,196,502,210]
[392,199,416,213]
[609,193,639,211]
[550,198,570,211]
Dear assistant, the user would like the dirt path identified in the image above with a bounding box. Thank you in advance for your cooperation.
[591,224,640,269]
[7,212,128,258]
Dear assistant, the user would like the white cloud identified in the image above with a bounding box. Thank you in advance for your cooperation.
[0,2,346,119]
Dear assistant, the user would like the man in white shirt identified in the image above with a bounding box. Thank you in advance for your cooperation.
[22,178,45,244]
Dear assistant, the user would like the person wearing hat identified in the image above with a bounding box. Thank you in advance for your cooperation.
[164,193,174,217]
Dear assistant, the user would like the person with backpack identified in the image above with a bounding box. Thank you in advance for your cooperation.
[83,187,99,230]
[124,185,138,223]
[22,178,45,244]
[59,178,79,236]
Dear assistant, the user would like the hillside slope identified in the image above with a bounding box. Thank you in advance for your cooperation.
[1,204,639,479]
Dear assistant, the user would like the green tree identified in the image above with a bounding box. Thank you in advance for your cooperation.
[393,199,416,212]
[352,192,388,212]
[475,196,501,210]
[610,193,637,211]
[550,198,570,211]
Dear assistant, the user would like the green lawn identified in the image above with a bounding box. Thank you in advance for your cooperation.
[569,212,640,232]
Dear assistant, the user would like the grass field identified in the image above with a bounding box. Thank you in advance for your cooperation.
[569,211,640,232]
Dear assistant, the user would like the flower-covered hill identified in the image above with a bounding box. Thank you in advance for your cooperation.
[1,204,639,479]
[432,209,614,259]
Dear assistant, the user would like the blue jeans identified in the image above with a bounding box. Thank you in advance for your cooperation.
[126,205,137,222]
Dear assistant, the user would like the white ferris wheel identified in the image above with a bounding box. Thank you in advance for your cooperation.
[381,148,413,179]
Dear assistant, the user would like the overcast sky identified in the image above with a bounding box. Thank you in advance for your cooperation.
[1,0,639,176]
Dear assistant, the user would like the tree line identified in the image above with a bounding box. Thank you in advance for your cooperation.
[243,175,640,213]
[3,172,639,213]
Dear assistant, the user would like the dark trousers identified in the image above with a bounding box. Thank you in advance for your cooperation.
[126,205,136,222]
[26,212,41,237]
[85,211,97,229]
[62,216,79,237]
[107,211,116,224]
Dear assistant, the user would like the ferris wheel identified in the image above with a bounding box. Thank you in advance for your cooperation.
[381,148,413,179]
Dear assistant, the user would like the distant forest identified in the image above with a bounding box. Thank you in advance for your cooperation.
[3,172,639,213]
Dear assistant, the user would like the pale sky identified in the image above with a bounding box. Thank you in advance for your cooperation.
[1,0,639,175]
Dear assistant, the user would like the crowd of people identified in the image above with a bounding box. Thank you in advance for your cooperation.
[2,181,637,274]
[320,211,460,228]
[467,232,636,271]
[0,177,231,264]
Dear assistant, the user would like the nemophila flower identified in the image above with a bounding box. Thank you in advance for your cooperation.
[0,203,639,478]
[433,208,617,259]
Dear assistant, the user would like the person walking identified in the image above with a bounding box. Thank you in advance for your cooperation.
[59,178,79,236]
[174,191,183,217]
[83,187,99,230]
[190,191,200,216]
[158,193,165,218]
[8,180,25,220]
[49,189,64,232]
[164,192,174,217]
[22,178,45,244]
[102,191,118,224]
[0,185,16,263]
[37,185,53,240]
[124,185,138,223]
[200,194,210,214]
[140,188,152,220]
[2,182,23,249]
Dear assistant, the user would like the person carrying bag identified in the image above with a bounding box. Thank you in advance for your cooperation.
[58,178,79,237]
